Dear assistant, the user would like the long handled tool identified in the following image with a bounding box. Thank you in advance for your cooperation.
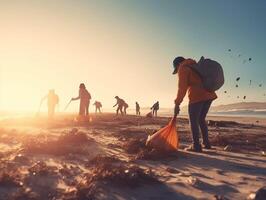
[35,99,44,117]
[64,99,72,111]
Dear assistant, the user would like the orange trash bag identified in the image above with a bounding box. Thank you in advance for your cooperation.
[146,117,179,151]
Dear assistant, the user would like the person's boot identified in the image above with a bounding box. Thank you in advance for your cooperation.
[185,144,202,152]
[202,141,212,149]
[203,143,212,149]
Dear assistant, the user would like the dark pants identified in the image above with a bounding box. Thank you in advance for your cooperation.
[188,100,212,148]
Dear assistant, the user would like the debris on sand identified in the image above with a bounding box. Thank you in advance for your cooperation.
[0,172,22,187]
[135,148,178,161]
[223,145,234,152]
[57,131,90,145]
[123,138,146,154]
[86,155,120,167]
[208,120,239,127]
[210,134,230,147]
[28,161,57,176]
[77,155,159,199]
[13,154,30,165]
[236,77,240,81]
[10,189,38,200]
[22,130,94,156]
[166,167,179,174]
[214,194,230,200]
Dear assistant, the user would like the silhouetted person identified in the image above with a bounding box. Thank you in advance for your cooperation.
[136,102,140,115]
[123,102,129,115]
[151,101,159,117]
[72,83,91,116]
[113,96,125,115]
[172,56,217,152]
[40,89,59,119]
[93,101,102,114]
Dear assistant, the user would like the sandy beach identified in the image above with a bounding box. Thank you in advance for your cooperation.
[0,113,265,200]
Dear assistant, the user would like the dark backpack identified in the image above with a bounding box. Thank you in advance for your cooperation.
[190,56,224,92]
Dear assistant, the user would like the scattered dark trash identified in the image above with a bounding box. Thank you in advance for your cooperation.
[78,155,159,199]
[22,130,93,156]
[214,194,229,200]
[13,154,30,165]
[10,189,38,200]
[224,145,233,151]
[135,148,178,161]
[236,84,238,88]
[249,58,252,61]
[210,135,230,147]
[57,131,89,145]
[224,91,227,93]
[28,161,56,176]
[236,77,240,81]
[123,138,146,154]
[0,172,21,187]
[166,167,179,174]
[243,96,246,99]
[228,49,231,52]
[208,120,239,127]
[86,155,120,167]
[259,84,262,87]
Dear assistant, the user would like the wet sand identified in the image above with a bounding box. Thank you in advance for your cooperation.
[0,113,265,200]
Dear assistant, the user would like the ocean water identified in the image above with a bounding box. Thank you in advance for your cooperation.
[1,108,266,120]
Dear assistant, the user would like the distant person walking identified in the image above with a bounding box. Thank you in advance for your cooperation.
[113,96,125,115]
[40,89,59,119]
[151,101,159,117]
[71,83,91,116]
[135,102,140,115]
[93,101,102,114]
[172,56,217,152]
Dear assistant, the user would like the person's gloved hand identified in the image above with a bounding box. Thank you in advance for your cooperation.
[174,104,180,117]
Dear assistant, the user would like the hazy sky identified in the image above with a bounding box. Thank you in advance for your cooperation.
[0,0,266,112]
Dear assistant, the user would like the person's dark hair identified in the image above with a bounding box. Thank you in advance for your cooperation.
[79,83,86,89]
[172,56,185,74]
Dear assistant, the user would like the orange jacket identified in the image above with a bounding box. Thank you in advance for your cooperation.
[175,59,217,105]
